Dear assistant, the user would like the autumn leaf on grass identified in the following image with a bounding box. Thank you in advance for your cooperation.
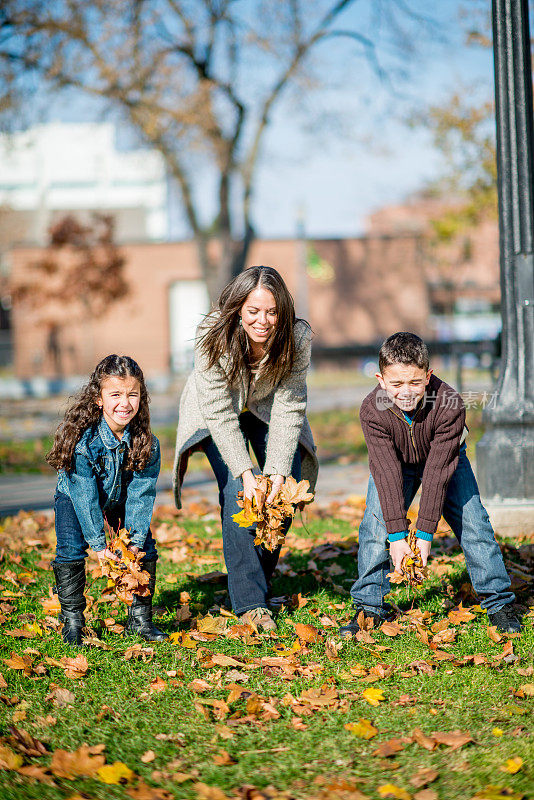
[380,621,403,637]
[471,788,526,800]
[294,622,320,643]
[0,745,23,770]
[196,615,228,635]
[447,604,475,624]
[431,730,473,750]
[149,677,167,694]
[46,686,75,707]
[487,625,503,643]
[97,761,135,784]
[362,687,385,706]
[499,757,523,774]
[344,718,378,739]
[194,782,230,800]
[377,784,411,800]
[127,778,174,799]
[409,768,439,789]
[50,745,106,778]
[373,738,407,758]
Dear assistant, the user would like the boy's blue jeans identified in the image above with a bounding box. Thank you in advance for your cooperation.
[203,411,301,615]
[350,446,515,615]
[53,491,158,563]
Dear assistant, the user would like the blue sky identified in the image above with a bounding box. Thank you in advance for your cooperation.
[43,0,498,240]
[251,0,496,238]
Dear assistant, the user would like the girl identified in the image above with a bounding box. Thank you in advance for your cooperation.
[48,354,166,645]
[173,266,318,630]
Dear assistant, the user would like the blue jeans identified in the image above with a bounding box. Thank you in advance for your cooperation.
[53,491,158,563]
[203,411,302,615]
[350,446,514,615]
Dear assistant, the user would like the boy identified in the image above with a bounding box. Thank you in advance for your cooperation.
[340,332,519,636]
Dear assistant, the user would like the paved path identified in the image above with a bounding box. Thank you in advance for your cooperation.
[0,462,371,518]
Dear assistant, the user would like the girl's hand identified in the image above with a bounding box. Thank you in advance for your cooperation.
[128,545,140,555]
[389,538,414,573]
[95,547,119,563]
[267,474,284,504]
[242,469,259,504]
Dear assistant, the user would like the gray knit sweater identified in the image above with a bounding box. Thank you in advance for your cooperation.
[173,319,318,509]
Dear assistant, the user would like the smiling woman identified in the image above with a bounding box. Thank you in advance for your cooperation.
[173,266,318,630]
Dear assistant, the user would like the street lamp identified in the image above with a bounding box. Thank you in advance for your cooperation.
[476,0,534,501]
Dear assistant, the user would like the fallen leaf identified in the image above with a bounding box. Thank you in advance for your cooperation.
[410,768,439,789]
[362,687,385,706]
[413,791,438,800]
[149,677,167,694]
[499,757,523,774]
[212,750,236,766]
[97,761,135,784]
[193,782,229,799]
[377,784,411,799]
[373,739,406,758]
[0,744,23,770]
[487,625,503,643]
[294,622,320,643]
[431,730,472,750]
[344,718,378,739]
[380,621,403,637]
[50,745,106,778]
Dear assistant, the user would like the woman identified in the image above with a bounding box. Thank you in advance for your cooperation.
[173,266,318,630]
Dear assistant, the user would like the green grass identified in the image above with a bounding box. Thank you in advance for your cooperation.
[0,407,487,475]
[0,507,533,800]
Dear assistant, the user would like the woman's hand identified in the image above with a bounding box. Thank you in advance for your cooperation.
[242,469,259,504]
[267,474,284,504]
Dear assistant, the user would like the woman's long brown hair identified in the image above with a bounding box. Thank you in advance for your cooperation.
[47,355,153,472]
[199,266,309,387]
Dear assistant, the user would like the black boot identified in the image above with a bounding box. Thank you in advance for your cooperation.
[52,561,86,645]
[339,607,385,638]
[126,559,167,642]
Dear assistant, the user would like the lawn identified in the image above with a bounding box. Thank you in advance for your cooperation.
[0,500,533,800]
[0,407,486,474]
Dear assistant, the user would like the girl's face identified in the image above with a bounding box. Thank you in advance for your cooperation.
[97,375,141,437]
[240,286,277,349]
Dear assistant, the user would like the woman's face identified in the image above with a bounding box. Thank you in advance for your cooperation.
[240,286,278,347]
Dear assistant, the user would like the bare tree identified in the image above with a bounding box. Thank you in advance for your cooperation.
[0,0,437,299]
[12,214,128,376]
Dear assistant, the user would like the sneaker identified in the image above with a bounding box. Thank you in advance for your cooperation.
[240,607,277,632]
[488,604,521,633]
[339,608,385,638]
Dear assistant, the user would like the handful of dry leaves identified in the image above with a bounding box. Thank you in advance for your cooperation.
[387,529,428,588]
[232,475,314,551]
[99,527,151,606]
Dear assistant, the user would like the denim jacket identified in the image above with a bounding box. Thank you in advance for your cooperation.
[56,417,161,551]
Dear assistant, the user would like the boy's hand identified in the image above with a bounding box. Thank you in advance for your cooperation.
[416,538,431,567]
[389,538,414,573]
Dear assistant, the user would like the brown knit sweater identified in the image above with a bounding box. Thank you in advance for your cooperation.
[359,374,466,535]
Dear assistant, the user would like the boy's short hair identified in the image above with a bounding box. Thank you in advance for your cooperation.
[379,332,430,373]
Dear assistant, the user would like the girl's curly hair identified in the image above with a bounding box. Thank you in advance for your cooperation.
[47,355,152,472]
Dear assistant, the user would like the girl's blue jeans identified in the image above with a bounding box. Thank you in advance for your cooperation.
[53,491,158,563]
[203,411,301,615]
[350,445,515,615]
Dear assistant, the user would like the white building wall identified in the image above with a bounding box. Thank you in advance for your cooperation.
[0,122,169,244]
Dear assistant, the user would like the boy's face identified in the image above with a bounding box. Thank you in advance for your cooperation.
[376,363,432,412]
